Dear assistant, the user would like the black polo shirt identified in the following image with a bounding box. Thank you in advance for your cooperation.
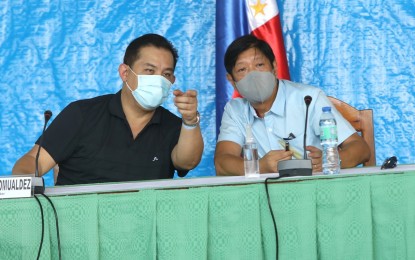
[37,90,187,185]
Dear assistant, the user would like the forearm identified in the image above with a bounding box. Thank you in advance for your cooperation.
[12,146,55,176]
[339,140,370,168]
[173,125,204,170]
[214,154,245,176]
[12,154,37,175]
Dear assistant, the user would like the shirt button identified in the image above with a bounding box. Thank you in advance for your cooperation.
[268,128,272,132]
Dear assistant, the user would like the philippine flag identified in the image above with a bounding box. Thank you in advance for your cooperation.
[215,0,290,134]
[246,0,290,81]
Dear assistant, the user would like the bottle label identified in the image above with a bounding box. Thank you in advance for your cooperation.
[320,125,338,141]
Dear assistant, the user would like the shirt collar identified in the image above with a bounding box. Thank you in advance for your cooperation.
[270,79,285,116]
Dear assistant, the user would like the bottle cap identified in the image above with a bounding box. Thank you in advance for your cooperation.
[322,106,331,112]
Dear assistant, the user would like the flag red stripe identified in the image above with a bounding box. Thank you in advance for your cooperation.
[252,14,290,80]
[232,3,290,99]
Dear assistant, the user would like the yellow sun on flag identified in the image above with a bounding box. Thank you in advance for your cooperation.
[250,0,267,17]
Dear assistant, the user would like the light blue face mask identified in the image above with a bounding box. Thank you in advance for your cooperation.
[126,68,172,110]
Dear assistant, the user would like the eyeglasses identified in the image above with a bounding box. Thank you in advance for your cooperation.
[381,156,398,169]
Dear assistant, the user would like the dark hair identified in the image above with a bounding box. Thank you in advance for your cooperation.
[123,33,179,69]
[224,34,275,75]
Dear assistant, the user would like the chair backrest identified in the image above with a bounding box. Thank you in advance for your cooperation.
[327,96,376,166]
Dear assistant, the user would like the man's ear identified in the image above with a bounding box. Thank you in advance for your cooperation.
[118,63,129,81]
[226,73,237,89]
[272,61,277,76]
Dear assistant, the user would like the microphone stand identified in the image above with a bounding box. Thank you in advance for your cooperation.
[277,96,313,177]
[33,110,53,194]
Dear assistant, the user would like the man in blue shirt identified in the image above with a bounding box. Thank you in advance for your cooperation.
[215,35,370,175]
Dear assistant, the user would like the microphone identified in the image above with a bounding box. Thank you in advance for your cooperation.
[44,110,52,122]
[277,96,313,177]
[33,110,53,194]
[303,96,312,159]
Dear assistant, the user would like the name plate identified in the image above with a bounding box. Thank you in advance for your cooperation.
[0,176,32,199]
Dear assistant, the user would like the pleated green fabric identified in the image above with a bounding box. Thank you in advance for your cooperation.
[1,171,414,259]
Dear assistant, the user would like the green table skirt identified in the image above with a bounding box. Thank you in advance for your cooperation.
[1,171,414,260]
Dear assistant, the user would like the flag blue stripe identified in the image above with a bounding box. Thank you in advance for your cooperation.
[215,0,249,136]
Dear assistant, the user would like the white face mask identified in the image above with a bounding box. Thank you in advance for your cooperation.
[235,71,276,104]
[126,67,172,110]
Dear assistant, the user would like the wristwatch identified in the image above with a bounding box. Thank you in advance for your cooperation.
[182,111,200,129]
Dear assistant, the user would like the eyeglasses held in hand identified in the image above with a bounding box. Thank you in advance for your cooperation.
[283,133,296,151]
[381,156,397,169]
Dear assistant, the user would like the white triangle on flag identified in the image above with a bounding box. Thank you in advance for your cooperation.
[245,0,279,30]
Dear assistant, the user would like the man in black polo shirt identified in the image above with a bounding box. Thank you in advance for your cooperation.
[12,34,204,185]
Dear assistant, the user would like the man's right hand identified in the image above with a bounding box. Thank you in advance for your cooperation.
[260,150,293,173]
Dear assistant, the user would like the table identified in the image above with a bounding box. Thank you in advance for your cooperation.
[1,165,415,259]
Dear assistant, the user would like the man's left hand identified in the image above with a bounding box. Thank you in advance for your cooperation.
[306,145,322,173]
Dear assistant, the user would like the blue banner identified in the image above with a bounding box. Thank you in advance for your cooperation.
[1,0,415,186]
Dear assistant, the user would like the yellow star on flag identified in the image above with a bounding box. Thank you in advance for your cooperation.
[250,0,267,17]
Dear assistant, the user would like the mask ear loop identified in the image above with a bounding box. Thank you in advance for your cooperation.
[125,65,138,92]
[230,74,238,87]
[162,75,175,91]
[125,80,134,92]
[231,75,243,97]
[127,65,138,76]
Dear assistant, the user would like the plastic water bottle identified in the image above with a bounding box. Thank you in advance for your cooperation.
[319,107,340,175]
[243,124,260,178]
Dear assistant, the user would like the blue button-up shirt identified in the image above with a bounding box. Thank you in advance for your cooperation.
[218,80,355,159]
